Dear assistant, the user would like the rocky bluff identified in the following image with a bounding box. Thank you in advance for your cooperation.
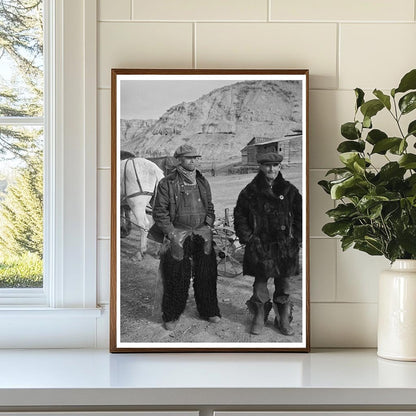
[120,80,302,166]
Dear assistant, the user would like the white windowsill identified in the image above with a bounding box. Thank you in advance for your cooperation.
[0,307,105,349]
[0,348,415,410]
[0,307,102,316]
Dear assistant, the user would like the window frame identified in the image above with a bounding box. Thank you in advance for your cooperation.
[0,0,100,348]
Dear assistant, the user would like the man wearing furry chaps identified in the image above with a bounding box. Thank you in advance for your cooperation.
[234,152,302,336]
[149,145,221,331]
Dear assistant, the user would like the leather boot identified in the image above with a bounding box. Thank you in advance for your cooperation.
[274,302,294,336]
[246,300,265,335]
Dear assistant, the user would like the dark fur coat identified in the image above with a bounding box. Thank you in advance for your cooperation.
[234,171,302,279]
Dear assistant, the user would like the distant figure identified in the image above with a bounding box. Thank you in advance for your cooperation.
[149,144,221,330]
[211,168,216,177]
[233,152,302,336]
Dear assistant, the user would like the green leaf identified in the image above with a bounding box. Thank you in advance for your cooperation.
[353,158,366,174]
[407,120,416,138]
[318,180,331,194]
[386,240,402,262]
[366,129,388,145]
[399,92,416,115]
[399,139,407,154]
[396,69,416,94]
[353,224,374,240]
[378,162,406,181]
[371,137,402,154]
[360,99,384,119]
[363,116,372,129]
[398,227,416,255]
[399,154,416,169]
[326,203,357,220]
[325,167,352,176]
[373,89,391,110]
[355,88,365,110]
[354,241,383,256]
[341,235,355,251]
[389,139,408,155]
[322,221,351,237]
[357,195,389,212]
[369,203,383,219]
[339,152,360,167]
[337,140,365,153]
[330,175,365,200]
[341,122,360,140]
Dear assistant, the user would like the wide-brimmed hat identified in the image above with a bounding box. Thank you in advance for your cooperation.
[174,144,201,158]
[257,152,283,165]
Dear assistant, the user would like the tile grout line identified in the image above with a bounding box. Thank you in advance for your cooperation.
[336,22,340,90]
[130,0,133,20]
[98,19,415,24]
[267,0,271,22]
[193,22,197,69]
[333,228,338,302]
[311,301,378,304]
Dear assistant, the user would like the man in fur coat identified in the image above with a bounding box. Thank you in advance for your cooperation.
[149,144,221,331]
[234,152,302,336]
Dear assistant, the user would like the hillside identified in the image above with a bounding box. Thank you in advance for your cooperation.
[120,80,302,165]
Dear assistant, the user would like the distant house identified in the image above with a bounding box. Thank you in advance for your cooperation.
[241,131,302,166]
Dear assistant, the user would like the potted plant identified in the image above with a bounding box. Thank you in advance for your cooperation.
[319,68,416,361]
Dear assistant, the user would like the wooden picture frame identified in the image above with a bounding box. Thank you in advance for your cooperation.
[110,69,310,352]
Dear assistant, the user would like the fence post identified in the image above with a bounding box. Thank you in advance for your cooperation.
[224,208,230,227]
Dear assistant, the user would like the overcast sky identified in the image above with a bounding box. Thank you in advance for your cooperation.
[120,80,238,120]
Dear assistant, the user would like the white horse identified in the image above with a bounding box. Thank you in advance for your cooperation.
[120,157,164,261]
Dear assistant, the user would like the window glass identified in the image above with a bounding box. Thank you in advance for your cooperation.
[0,0,44,289]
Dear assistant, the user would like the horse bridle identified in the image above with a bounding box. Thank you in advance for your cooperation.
[120,158,156,233]
[121,158,155,203]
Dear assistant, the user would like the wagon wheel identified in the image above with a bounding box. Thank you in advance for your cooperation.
[213,226,244,278]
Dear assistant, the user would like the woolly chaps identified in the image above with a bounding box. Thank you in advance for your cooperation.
[160,234,220,323]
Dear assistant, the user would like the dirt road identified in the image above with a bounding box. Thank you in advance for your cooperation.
[119,169,304,345]
[120,233,303,344]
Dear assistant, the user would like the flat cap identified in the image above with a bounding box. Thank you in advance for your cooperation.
[174,144,201,158]
[257,152,283,164]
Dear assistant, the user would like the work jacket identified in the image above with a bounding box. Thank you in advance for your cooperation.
[149,169,215,243]
[234,171,302,278]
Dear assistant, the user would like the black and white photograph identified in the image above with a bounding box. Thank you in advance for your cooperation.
[110,69,309,352]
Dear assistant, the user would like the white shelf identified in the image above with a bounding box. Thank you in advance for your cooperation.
[0,348,416,409]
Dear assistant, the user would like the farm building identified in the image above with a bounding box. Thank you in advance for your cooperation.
[241,132,302,166]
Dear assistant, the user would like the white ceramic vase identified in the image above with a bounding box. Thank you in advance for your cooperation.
[378,259,416,361]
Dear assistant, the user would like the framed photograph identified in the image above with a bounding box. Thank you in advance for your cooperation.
[110,69,310,352]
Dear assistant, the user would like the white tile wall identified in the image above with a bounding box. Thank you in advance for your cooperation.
[270,0,415,22]
[132,0,268,21]
[340,24,416,90]
[196,23,338,89]
[99,0,131,21]
[98,169,111,239]
[336,246,389,303]
[309,90,353,169]
[310,239,336,302]
[309,170,334,237]
[96,0,416,347]
[311,303,378,347]
[98,22,193,88]
[97,239,110,304]
[98,89,111,168]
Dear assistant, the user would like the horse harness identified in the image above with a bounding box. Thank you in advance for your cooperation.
[121,158,155,204]
[120,158,156,233]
